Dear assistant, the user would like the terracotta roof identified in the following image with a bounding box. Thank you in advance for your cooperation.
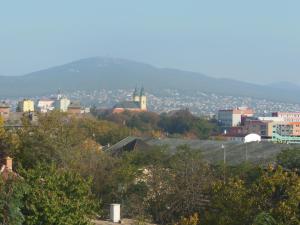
[288,122,300,125]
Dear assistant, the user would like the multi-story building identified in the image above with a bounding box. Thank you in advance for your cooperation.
[37,99,55,113]
[271,121,300,144]
[243,120,268,137]
[17,99,34,112]
[220,111,300,143]
[226,119,273,138]
[273,122,300,136]
[272,112,300,122]
[290,122,300,136]
[218,107,254,127]
[272,123,293,136]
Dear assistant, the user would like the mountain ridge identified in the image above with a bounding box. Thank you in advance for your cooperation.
[0,57,299,103]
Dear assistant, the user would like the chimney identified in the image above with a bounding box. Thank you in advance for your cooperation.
[6,157,12,170]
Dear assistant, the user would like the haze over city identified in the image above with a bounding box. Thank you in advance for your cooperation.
[1,0,300,85]
[1,1,300,225]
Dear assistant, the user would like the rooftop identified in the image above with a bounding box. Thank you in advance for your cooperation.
[68,101,81,109]
[0,102,10,108]
[114,101,140,109]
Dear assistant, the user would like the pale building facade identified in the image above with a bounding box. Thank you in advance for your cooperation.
[18,99,34,112]
[54,97,70,112]
[37,99,55,113]
[138,87,147,111]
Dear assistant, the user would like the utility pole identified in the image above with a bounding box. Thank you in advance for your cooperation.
[221,144,226,183]
[245,142,248,161]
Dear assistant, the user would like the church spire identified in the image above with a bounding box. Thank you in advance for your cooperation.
[133,86,140,102]
[140,86,145,96]
[133,86,138,97]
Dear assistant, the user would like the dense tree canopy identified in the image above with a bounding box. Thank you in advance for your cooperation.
[277,148,300,171]
[0,111,299,225]
[206,166,300,225]
[98,109,217,139]
[0,175,25,225]
[21,164,97,225]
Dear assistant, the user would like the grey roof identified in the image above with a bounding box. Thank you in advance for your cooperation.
[0,102,10,108]
[145,138,293,165]
[114,101,140,109]
[68,101,81,109]
[106,136,151,156]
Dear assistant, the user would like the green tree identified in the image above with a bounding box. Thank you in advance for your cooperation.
[0,175,25,225]
[79,117,130,146]
[15,111,87,168]
[158,110,215,139]
[206,178,254,225]
[252,212,277,225]
[21,164,97,225]
[252,166,300,225]
[145,146,214,224]
[0,115,21,160]
[277,148,300,171]
[206,166,300,225]
[0,116,4,137]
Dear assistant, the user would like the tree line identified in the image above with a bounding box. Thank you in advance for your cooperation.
[97,109,219,139]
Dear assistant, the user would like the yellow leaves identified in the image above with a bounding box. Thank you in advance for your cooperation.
[149,130,163,138]
[80,138,102,153]
[175,213,200,225]
[208,166,300,225]
[0,115,5,138]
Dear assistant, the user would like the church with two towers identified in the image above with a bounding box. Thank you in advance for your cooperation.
[112,87,147,113]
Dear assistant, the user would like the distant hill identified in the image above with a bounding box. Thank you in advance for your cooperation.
[0,57,300,103]
[267,81,300,91]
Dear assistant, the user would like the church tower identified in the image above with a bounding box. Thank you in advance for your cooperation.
[57,89,62,100]
[139,87,147,111]
[133,87,140,102]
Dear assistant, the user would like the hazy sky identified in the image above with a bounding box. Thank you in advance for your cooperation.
[1,1,300,84]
